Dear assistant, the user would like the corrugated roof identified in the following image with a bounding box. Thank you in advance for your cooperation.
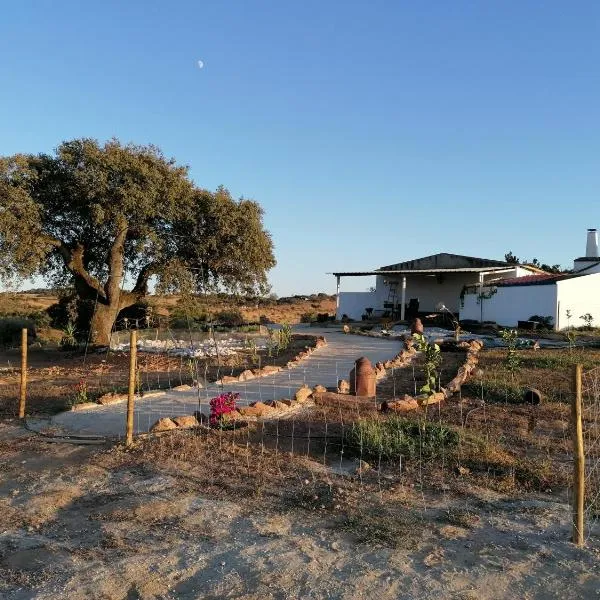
[331,267,515,277]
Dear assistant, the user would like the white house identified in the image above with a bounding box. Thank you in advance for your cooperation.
[333,253,541,322]
[333,229,600,330]
[460,229,600,330]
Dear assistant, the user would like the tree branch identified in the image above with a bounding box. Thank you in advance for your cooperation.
[132,262,157,297]
[105,219,128,303]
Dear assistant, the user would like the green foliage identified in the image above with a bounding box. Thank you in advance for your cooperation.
[462,380,523,404]
[300,311,317,323]
[412,333,442,395]
[0,139,275,343]
[59,323,79,350]
[0,317,35,348]
[500,329,521,375]
[215,309,244,328]
[345,417,459,461]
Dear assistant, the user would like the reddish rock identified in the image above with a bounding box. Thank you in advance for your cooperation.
[261,365,282,375]
[411,318,424,335]
[337,379,350,394]
[295,385,313,403]
[150,418,177,432]
[97,392,127,405]
[218,375,239,385]
[238,369,255,382]
[173,415,200,428]
[313,384,327,394]
[382,397,420,413]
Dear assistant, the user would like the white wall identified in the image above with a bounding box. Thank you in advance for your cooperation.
[460,284,558,327]
[337,292,377,320]
[556,273,600,329]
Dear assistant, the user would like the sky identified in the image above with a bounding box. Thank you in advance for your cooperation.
[1,1,599,295]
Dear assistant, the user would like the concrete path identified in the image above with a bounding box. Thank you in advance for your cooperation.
[45,326,404,439]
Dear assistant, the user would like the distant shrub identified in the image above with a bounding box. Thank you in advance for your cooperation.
[462,381,523,404]
[215,309,245,328]
[300,312,317,323]
[345,417,459,461]
[0,317,36,348]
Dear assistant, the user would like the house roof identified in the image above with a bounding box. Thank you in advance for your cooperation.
[332,252,543,278]
[331,267,517,277]
[379,253,509,271]
[493,270,598,287]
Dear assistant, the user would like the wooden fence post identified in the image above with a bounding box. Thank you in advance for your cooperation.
[126,329,137,446]
[572,363,585,546]
[18,328,28,418]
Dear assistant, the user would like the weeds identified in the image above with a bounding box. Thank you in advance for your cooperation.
[412,333,442,395]
[345,416,459,461]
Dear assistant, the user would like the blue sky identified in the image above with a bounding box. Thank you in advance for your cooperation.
[1,1,598,295]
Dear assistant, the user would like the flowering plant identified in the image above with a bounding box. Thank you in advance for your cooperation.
[209,392,239,428]
[72,379,88,406]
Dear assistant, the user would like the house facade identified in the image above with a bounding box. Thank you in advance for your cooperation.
[334,253,539,321]
[333,229,600,329]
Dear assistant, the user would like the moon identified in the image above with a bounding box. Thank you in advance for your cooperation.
[197,60,204,69]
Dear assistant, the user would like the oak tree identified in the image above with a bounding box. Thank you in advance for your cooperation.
[0,138,275,344]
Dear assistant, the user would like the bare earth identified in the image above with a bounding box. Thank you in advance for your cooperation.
[1,421,599,600]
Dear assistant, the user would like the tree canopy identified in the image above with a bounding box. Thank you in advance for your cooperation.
[0,138,276,343]
[504,251,564,274]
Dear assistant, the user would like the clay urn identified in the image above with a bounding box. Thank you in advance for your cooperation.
[349,357,376,398]
[411,318,424,335]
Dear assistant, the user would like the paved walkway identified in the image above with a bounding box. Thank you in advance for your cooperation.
[45,326,404,438]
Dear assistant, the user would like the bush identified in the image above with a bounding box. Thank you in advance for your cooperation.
[300,312,317,323]
[462,381,523,403]
[215,309,245,328]
[344,417,459,461]
[0,317,36,348]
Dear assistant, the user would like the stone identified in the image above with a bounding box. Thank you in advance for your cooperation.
[337,379,350,394]
[295,385,313,403]
[353,460,371,475]
[315,337,327,348]
[343,324,351,334]
[239,402,275,417]
[70,402,99,412]
[97,392,127,405]
[411,318,424,335]
[267,400,290,410]
[382,397,420,413]
[238,369,255,382]
[349,357,376,398]
[261,365,282,375]
[172,415,200,428]
[418,392,446,406]
[150,418,177,432]
[218,375,239,385]
[277,398,294,406]
[313,384,327,394]
[172,384,192,391]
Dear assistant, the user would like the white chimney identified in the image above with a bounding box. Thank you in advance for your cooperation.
[586,228,599,258]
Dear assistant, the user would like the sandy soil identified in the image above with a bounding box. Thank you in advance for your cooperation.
[1,421,599,600]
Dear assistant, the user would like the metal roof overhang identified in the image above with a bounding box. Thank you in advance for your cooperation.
[330,267,513,277]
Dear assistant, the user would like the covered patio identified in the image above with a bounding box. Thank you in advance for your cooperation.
[332,266,520,322]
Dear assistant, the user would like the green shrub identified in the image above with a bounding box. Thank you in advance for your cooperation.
[215,309,244,328]
[344,417,459,461]
[462,381,523,403]
[300,311,317,323]
[0,317,36,348]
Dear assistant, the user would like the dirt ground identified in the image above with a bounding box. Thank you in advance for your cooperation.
[1,420,599,600]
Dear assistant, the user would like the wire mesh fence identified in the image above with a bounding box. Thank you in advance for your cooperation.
[6,321,600,548]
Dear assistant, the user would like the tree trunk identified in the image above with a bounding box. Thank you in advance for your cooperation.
[89,302,122,346]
